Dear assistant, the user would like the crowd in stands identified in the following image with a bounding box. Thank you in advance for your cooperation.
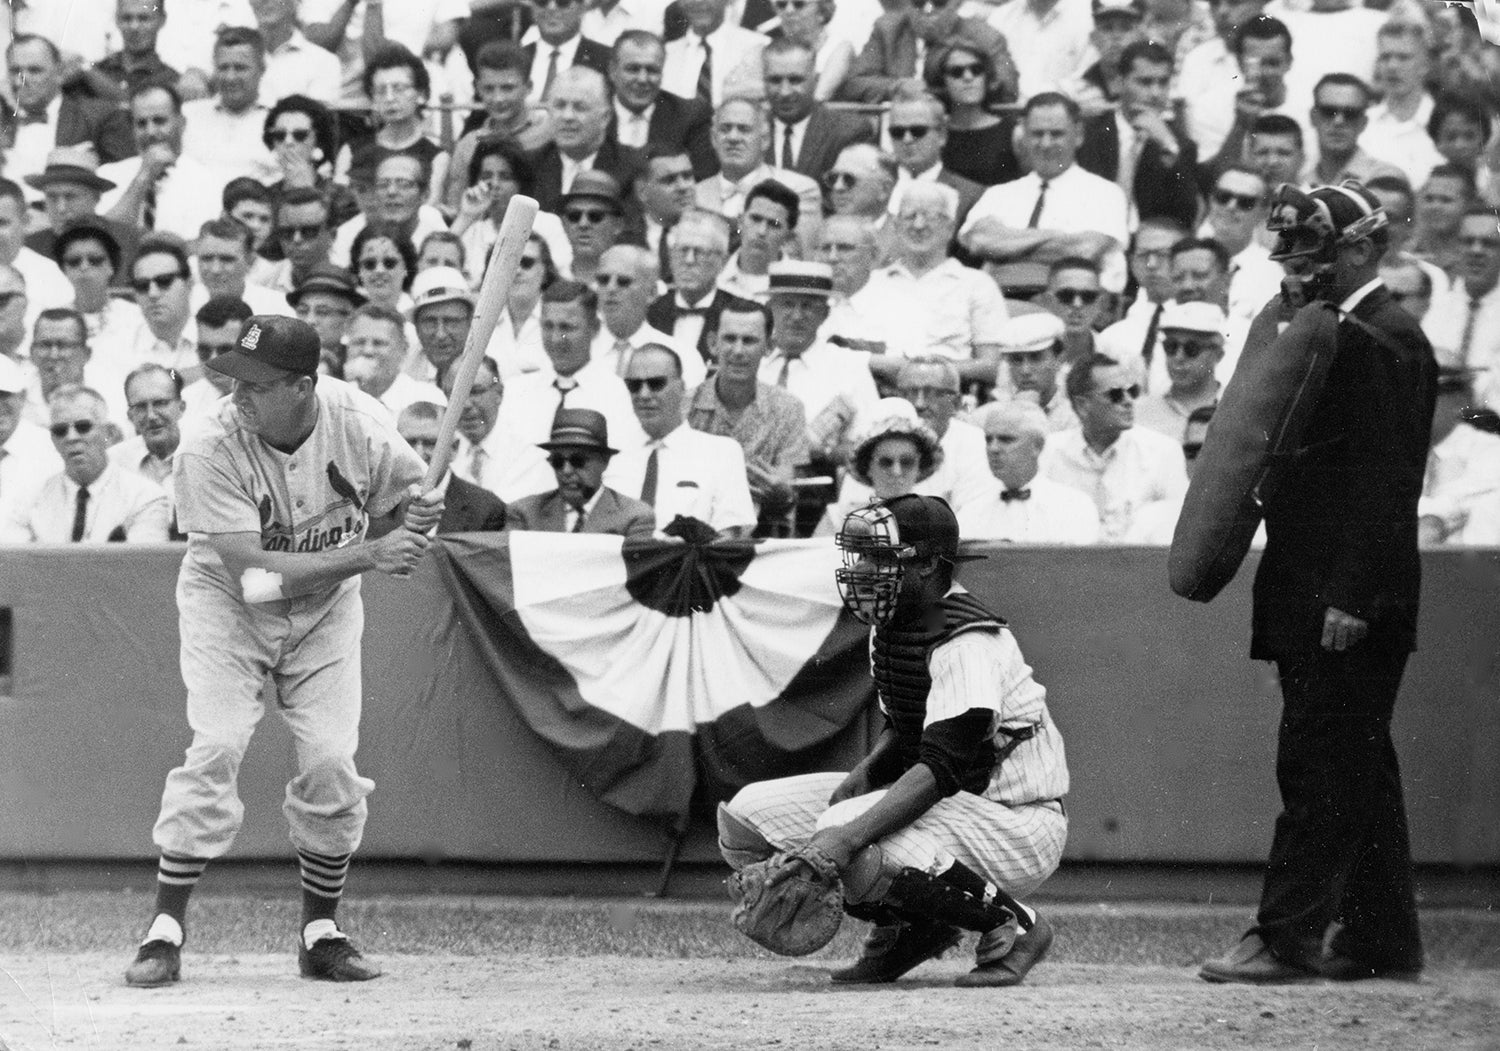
[1,0,1498,548]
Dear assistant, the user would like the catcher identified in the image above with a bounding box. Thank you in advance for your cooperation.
[721,495,1069,986]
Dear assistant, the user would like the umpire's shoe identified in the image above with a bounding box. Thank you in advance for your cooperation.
[299,934,382,982]
[829,921,963,984]
[954,912,1053,988]
[125,940,182,988]
[1198,933,1317,985]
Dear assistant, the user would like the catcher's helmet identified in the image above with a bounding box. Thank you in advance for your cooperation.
[834,495,965,626]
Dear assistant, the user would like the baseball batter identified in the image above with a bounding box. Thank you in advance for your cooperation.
[720,495,1070,986]
[125,315,443,988]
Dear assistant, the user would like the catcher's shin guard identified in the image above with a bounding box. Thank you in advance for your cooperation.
[884,864,1023,935]
[716,803,775,870]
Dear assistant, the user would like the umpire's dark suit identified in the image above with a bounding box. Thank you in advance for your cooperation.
[1249,286,1436,975]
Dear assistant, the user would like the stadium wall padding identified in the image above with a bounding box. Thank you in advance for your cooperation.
[2,543,1496,866]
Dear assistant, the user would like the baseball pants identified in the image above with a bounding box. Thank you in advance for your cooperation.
[724,772,1066,899]
[153,576,374,861]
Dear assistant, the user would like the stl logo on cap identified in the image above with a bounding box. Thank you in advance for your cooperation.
[241,323,262,350]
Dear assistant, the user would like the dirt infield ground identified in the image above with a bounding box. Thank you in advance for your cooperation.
[2,894,1498,1051]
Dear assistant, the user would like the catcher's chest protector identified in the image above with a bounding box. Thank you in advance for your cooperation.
[871,592,1004,793]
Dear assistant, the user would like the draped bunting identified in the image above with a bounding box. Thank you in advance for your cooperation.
[434,533,876,822]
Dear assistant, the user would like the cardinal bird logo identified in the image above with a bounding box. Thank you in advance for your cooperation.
[258,493,273,527]
[326,462,364,512]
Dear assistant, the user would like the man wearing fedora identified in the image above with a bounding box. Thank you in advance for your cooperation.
[509,408,656,537]
[23,148,139,270]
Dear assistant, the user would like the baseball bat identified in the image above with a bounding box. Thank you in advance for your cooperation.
[422,194,540,490]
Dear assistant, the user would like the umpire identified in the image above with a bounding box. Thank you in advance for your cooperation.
[1199,182,1437,984]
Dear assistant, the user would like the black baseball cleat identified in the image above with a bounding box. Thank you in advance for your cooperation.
[829,920,963,984]
[125,940,182,988]
[298,935,382,982]
[954,912,1053,988]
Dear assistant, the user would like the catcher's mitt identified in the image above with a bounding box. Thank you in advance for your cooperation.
[727,846,844,956]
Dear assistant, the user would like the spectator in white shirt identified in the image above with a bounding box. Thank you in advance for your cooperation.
[959,400,1099,544]
[866,181,1008,385]
[301,0,466,106]
[1036,256,1111,361]
[1,180,75,323]
[1152,235,1244,389]
[987,0,1094,101]
[1303,74,1406,188]
[1122,401,1224,544]
[341,303,447,418]
[267,189,338,296]
[960,92,1130,299]
[992,311,1079,433]
[180,26,278,186]
[52,223,145,355]
[758,260,879,465]
[1133,300,1225,440]
[253,0,342,104]
[662,0,768,107]
[1426,208,1500,409]
[1411,163,1473,281]
[0,354,63,527]
[1362,20,1444,190]
[1097,217,1186,369]
[635,148,701,276]
[592,245,704,384]
[1179,0,1266,160]
[611,342,757,536]
[27,309,129,430]
[1039,352,1188,541]
[99,83,224,242]
[333,154,449,270]
[1378,257,1431,323]
[1276,0,1383,103]
[0,265,29,366]
[111,362,187,531]
[885,92,984,230]
[1201,16,1308,179]
[192,217,290,317]
[720,178,802,302]
[129,236,201,382]
[816,214,887,348]
[1419,388,1500,548]
[442,354,557,502]
[2,384,169,543]
[1202,166,1283,323]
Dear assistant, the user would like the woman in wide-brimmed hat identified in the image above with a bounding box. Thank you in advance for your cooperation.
[814,397,944,536]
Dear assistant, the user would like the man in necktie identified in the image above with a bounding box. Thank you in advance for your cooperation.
[592,245,705,385]
[1441,210,1500,408]
[957,401,1099,543]
[396,401,508,534]
[528,0,605,105]
[101,84,211,239]
[1,384,169,543]
[508,408,656,536]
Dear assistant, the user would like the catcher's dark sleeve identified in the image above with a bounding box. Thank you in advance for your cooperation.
[918,711,993,797]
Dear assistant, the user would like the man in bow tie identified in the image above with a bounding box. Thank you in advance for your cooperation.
[958,400,1099,544]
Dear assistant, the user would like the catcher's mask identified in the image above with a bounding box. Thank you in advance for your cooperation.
[834,495,973,627]
[1266,180,1387,307]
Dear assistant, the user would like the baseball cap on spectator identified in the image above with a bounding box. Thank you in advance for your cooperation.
[23,146,116,194]
[1093,0,1145,20]
[206,315,321,382]
[409,266,475,315]
[287,263,367,310]
[767,260,835,298]
[996,312,1066,354]
[0,353,27,395]
[560,171,624,212]
[1159,301,1229,335]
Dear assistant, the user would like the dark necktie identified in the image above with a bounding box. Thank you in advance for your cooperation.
[554,375,578,403]
[1459,298,1481,362]
[571,506,587,532]
[781,123,796,170]
[543,48,561,100]
[1026,179,1049,229]
[71,485,91,542]
[696,39,713,103]
[1140,302,1164,366]
[1001,488,1031,502]
[143,181,158,231]
[640,445,659,505]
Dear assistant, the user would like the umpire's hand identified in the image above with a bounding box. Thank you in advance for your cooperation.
[1321,606,1369,652]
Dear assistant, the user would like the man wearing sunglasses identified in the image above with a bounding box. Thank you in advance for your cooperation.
[268,189,336,296]
[558,169,631,287]
[885,95,984,233]
[1304,74,1405,189]
[509,407,656,536]
[1039,351,1187,541]
[1039,257,1111,360]
[127,236,202,385]
[2,383,169,543]
[1203,166,1284,323]
[1133,301,1225,439]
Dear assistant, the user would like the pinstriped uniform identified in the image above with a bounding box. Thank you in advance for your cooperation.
[726,592,1069,897]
